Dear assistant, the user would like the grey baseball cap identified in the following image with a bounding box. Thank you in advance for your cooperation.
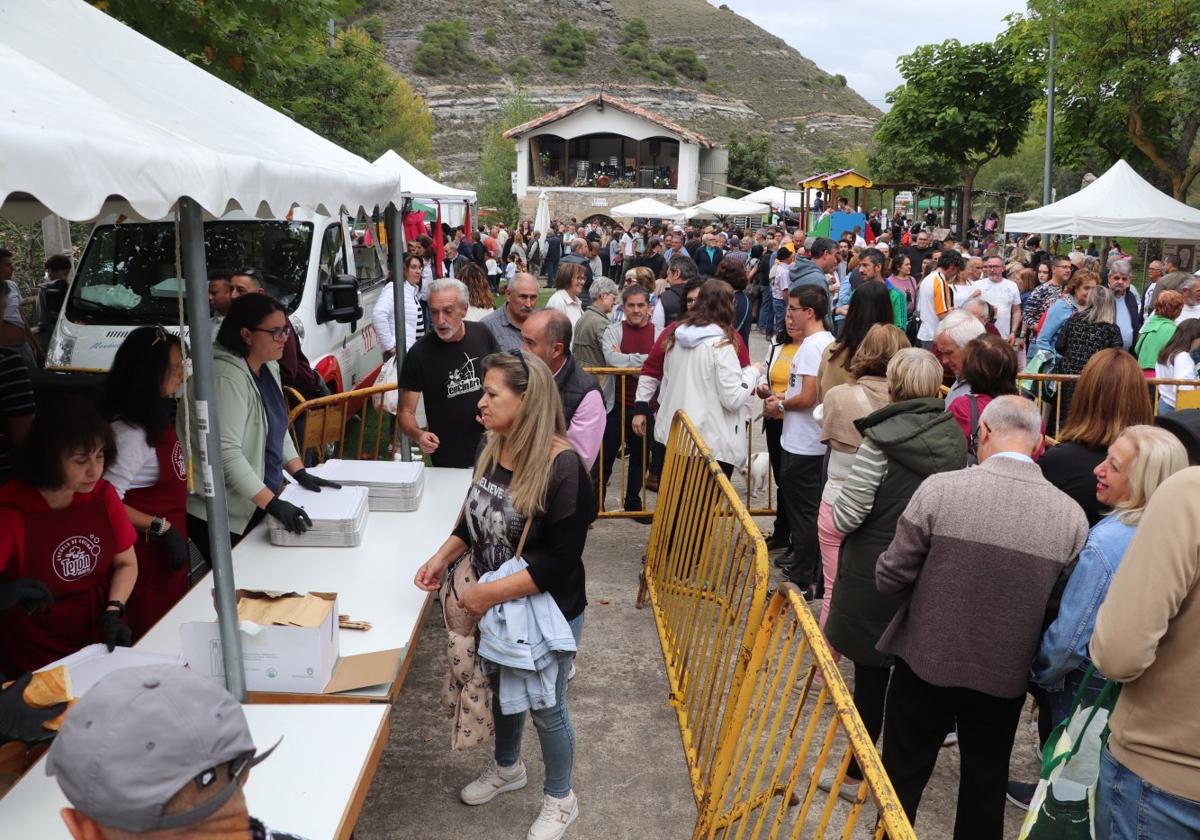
[46,664,277,833]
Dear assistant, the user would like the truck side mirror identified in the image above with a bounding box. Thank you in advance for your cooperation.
[318,273,362,326]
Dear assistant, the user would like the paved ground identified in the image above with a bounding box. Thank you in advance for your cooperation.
[355,326,1042,839]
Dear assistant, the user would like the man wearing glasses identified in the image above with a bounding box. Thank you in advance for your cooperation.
[229,268,326,400]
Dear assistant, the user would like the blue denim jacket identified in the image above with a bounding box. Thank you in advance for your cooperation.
[1033,296,1080,356]
[1032,514,1136,691]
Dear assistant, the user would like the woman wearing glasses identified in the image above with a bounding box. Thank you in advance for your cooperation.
[415,350,592,840]
[183,294,339,561]
[99,327,189,639]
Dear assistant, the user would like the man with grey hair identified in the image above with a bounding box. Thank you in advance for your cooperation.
[482,272,539,351]
[1106,257,1143,349]
[521,309,604,469]
[571,276,620,411]
[934,309,987,405]
[1142,259,1164,313]
[398,277,499,467]
[1178,274,1200,323]
[876,394,1087,838]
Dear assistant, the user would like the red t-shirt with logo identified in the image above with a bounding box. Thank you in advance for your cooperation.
[0,479,136,572]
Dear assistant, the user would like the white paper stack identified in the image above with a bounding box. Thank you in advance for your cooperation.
[268,483,370,546]
[310,459,425,512]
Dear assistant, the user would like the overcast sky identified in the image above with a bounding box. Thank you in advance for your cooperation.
[711,1,1028,110]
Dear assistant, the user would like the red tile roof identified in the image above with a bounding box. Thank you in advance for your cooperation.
[501,94,714,148]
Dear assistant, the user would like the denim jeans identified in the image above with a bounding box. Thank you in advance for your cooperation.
[1097,746,1200,840]
[1044,666,1109,733]
[772,296,786,334]
[494,612,584,797]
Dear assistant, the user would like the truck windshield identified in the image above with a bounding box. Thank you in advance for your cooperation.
[66,220,314,323]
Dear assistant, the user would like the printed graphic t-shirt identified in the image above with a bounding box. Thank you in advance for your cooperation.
[398,320,499,468]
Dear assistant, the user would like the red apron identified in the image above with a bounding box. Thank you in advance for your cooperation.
[4,494,116,673]
[123,428,188,639]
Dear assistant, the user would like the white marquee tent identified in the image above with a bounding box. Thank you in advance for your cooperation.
[741,186,803,208]
[684,196,770,219]
[373,150,475,227]
[610,197,687,221]
[0,0,411,699]
[1004,160,1200,240]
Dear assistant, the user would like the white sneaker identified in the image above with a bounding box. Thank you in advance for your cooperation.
[460,759,528,805]
[567,662,577,681]
[942,730,958,748]
[816,770,863,803]
[527,790,579,840]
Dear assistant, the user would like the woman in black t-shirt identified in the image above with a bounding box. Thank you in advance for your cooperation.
[415,350,592,834]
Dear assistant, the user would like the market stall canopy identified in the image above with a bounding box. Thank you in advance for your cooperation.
[373,150,476,203]
[1004,160,1200,239]
[610,197,687,221]
[0,0,400,223]
[741,186,803,208]
[799,169,874,190]
[684,196,769,219]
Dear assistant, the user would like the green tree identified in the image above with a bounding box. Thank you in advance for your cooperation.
[541,20,596,76]
[873,39,1040,231]
[93,0,332,92]
[1004,1,1200,200]
[727,133,785,191]
[412,17,472,76]
[478,89,541,223]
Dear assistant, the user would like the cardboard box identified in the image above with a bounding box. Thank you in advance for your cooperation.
[180,590,403,696]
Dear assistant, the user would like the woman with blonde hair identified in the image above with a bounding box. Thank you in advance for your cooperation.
[815,324,909,642]
[1025,426,1187,781]
[415,350,592,837]
[1040,348,1154,525]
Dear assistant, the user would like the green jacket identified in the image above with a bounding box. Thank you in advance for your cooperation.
[572,306,614,410]
[182,344,299,533]
[887,284,908,332]
[1134,315,1177,369]
[824,398,967,667]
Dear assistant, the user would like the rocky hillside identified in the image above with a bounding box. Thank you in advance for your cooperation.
[366,0,879,189]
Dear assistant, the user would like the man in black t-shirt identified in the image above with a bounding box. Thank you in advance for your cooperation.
[397,278,499,468]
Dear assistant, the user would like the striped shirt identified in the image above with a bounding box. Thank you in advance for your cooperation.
[831,438,889,534]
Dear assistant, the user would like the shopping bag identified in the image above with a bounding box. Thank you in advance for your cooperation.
[1022,349,1059,400]
[372,355,400,415]
[1018,666,1119,840]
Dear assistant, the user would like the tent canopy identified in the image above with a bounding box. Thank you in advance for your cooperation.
[1004,160,1200,239]
[610,197,687,221]
[373,150,475,203]
[684,196,769,219]
[741,186,803,208]
[0,0,399,222]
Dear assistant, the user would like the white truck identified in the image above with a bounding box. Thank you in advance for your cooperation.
[44,209,387,393]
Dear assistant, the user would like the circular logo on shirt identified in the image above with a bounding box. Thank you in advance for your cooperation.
[171,441,186,481]
[52,534,102,582]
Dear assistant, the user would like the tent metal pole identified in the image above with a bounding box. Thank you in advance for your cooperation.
[178,196,246,701]
[386,202,411,461]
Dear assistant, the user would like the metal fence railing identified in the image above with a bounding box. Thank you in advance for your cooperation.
[643,411,914,840]
[1018,373,1200,438]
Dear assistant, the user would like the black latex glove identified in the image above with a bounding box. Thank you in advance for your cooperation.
[152,526,188,572]
[101,608,131,652]
[291,468,342,493]
[0,578,54,614]
[0,673,67,744]
[266,497,313,534]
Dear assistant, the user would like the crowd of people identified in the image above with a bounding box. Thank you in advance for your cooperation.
[3,205,1200,840]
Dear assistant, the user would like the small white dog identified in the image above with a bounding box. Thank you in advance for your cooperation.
[743,452,771,497]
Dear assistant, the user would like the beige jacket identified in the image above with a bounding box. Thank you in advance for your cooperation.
[1091,467,1200,800]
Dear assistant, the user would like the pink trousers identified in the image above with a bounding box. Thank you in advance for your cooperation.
[816,501,844,660]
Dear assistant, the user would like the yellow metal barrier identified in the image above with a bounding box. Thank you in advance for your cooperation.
[288,382,401,462]
[1018,373,1200,437]
[642,411,914,840]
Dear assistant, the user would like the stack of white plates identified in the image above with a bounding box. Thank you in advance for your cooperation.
[268,483,370,547]
[310,459,425,512]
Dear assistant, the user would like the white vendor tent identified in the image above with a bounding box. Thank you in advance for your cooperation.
[610,197,687,221]
[373,150,475,227]
[1004,159,1200,239]
[741,186,803,208]
[0,0,412,700]
[533,191,552,237]
[0,0,399,222]
[685,196,770,219]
